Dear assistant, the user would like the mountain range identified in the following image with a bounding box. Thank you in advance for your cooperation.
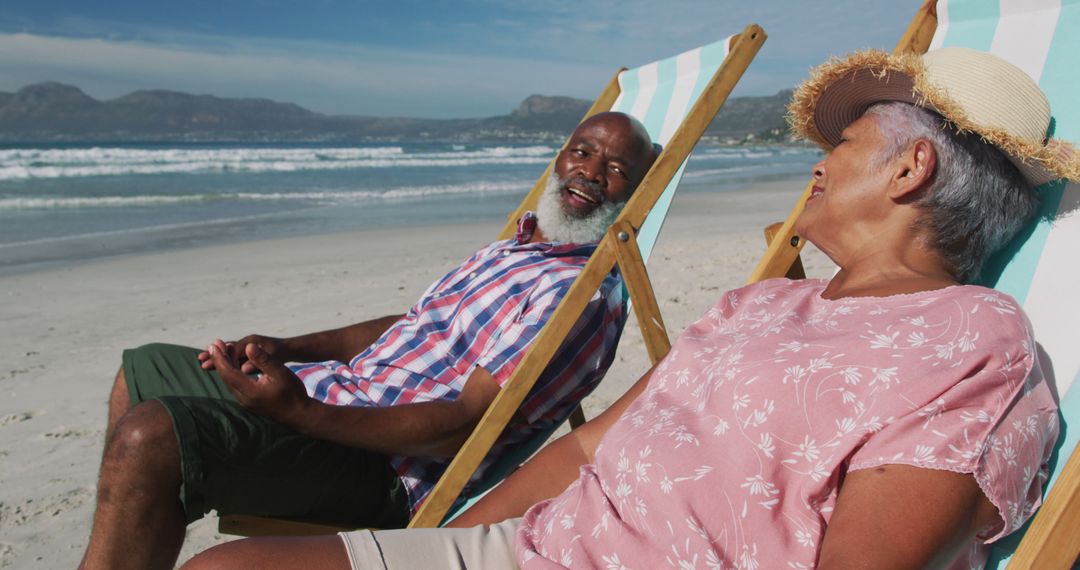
[0,82,794,144]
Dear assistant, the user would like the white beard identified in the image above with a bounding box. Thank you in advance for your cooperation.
[536,173,624,244]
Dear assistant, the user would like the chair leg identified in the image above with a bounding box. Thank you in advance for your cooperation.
[568,405,587,429]
[1006,444,1080,569]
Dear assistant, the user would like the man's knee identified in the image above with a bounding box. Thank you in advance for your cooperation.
[105,401,179,467]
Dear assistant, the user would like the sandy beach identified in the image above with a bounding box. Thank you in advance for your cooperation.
[0,177,833,568]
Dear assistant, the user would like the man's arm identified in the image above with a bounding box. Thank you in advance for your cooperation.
[209,340,499,457]
[816,464,999,569]
[270,314,405,363]
[446,364,657,528]
[199,314,404,373]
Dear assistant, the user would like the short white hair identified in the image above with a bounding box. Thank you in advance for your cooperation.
[865,102,1039,283]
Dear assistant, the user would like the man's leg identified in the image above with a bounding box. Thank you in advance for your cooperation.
[106,367,130,442]
[86,343,239,570]
[84,344,410,569]
[81,400,187,569]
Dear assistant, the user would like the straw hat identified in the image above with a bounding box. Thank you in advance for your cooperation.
[787,47,1080,186]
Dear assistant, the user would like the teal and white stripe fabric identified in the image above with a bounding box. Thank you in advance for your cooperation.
[443,39,740,524]
[609,37,733,263]
[929,0,1080,566]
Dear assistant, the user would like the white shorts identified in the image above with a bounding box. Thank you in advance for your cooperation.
[339,518,522,570]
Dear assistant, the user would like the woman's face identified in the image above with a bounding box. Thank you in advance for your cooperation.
[795,114,897,263]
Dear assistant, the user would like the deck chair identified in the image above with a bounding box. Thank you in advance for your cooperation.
[217,24,768,536]
[752,1,1080,568]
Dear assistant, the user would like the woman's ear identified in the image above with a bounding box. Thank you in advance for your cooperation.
[889,138,936,200]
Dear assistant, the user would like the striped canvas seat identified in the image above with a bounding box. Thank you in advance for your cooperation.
[610,38,734,262]
[928,0,1080,566]
[472,37,738,480]
[405,27,768,528]
[424,32,761,525]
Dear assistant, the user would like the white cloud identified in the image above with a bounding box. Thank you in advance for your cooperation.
[0,0,915,117]
[0,32,613,116]
[457,0,911,64]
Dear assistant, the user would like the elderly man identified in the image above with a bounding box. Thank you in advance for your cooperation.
[79,111,659,570]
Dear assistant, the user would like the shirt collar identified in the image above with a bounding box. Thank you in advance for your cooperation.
[509,211,599,257]
[514,211,538,244]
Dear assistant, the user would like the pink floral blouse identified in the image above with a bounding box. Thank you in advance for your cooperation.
[516,278,1059,569]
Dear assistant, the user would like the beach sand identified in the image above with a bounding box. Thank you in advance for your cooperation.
[0,177,833,568]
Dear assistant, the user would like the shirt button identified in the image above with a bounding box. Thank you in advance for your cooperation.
[469,272,477,279]
[502,250,510,256]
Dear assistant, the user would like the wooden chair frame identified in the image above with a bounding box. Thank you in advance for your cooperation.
[409,23,767,528]
[219,24,768,535]
[751,2,1078,567]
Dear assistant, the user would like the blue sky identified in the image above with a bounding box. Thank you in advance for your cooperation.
[0,1,916,118]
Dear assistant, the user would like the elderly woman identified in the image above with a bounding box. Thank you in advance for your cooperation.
[185,48,1072,570]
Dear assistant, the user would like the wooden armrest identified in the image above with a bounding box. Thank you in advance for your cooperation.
[763,222,806,280]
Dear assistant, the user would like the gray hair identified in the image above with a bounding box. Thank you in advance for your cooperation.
[865,102,1039,283]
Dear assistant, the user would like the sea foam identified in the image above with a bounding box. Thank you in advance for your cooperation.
[0,145,556,181]
[0,181,531,210]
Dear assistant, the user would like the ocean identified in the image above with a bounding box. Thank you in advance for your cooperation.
[0,142,821,275]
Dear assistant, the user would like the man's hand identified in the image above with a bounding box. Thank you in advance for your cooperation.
[208,339,312,425]
[198,334,285,374]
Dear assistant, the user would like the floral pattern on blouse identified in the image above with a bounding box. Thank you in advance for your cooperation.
[516,278,1059,570]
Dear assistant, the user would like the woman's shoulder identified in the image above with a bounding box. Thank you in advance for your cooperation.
[734,280,1029,332]
[728,277,829,298]
[921,284,1029,328]
[942,283,1021,306]
[870,284,1035,360]
[708,278,823,313]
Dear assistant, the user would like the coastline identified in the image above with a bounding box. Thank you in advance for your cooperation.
[0,143,822,279]
[0,176,832,568]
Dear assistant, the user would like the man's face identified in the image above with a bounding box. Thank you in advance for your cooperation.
[534,113,654,244]
[550,114,653,219]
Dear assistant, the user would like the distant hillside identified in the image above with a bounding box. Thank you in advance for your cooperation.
[706,89,793,142]
[0,82,795,144]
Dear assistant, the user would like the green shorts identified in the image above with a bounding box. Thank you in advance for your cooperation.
[122,343,409,527]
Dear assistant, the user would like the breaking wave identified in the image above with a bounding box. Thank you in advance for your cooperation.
[0,145,556,181]
[0,180,531,210]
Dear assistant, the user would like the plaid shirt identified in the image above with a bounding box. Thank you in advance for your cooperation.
[289,213,626,512]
